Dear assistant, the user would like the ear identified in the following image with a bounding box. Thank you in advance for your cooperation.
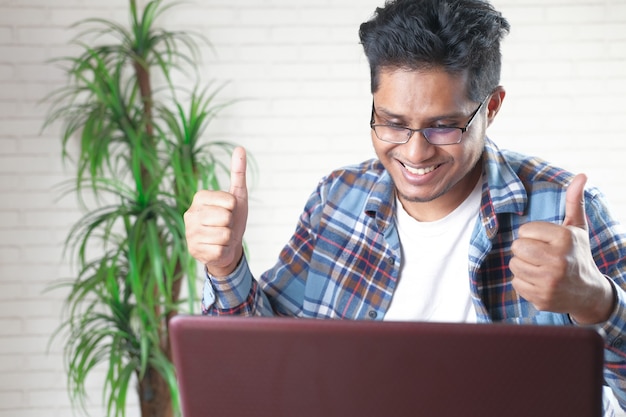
[486,86,506,127]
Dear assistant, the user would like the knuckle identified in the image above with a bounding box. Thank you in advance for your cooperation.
[221,210,235,227]
[510,239,520,254]
[220,227,234,243]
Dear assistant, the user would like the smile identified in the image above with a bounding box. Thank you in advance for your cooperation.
[402,162,438,176]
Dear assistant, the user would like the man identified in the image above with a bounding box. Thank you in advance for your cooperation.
[184,0,626,414]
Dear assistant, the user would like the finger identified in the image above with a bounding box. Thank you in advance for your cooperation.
[510,275,553,312]
[562,173,587,230]
[191,226,234,246]
[188,190,236,211]
[516,221,563,243]
[511,237,552,266]
[188,240,234,267]
[193,206,234,227]
[229,146,247,200]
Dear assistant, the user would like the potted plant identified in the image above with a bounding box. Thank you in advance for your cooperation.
[44,1,239,416]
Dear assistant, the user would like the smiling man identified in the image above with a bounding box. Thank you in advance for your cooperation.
[184,0,626,415]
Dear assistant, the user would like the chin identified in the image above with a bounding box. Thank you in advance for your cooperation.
[397,188,445,204]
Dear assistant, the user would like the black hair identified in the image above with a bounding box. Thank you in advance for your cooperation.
[359,0,510,101]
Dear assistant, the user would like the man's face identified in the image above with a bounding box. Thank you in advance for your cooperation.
[371,67,495,221]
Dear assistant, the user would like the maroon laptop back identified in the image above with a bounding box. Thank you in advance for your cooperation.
[170,315,604,417]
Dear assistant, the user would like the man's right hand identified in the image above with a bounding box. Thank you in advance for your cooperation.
[184,146,248,278]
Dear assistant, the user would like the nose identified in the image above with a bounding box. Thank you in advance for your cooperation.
[403,130,437,161]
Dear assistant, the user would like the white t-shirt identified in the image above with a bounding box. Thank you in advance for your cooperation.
[384,179,482,323]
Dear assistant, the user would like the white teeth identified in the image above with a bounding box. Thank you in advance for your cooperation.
[404,164,436,175]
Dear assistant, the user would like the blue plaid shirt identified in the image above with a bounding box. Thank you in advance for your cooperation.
[202,138,626,412]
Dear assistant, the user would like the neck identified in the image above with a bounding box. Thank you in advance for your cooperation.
[398,163,482,222]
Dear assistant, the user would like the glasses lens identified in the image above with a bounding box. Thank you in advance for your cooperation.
[423,128,462,145]
[373,125,410,143]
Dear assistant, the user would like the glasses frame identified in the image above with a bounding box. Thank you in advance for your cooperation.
[370,96,489,145]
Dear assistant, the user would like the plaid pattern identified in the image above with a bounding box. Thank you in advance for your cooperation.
[202,138,626,412]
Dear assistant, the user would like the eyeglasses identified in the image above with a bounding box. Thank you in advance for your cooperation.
[370,96,488,145]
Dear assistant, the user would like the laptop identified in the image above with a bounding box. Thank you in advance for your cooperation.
[170,315,604,417]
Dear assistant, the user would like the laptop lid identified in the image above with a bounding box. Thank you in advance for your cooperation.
[170,315,604,417]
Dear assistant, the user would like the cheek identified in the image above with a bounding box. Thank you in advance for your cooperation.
[371,133,392,159]
[458,135,485,164]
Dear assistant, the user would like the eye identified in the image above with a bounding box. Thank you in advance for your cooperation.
[387,125,409,132]
[427,127,458,136]
[383,119,407,129]
[433,121,461,129]
[375,113,407,127]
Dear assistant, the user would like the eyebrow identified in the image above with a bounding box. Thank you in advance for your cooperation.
[374,104,468,124]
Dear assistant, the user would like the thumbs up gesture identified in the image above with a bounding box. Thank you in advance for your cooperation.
[510,174,615,324]
[184,147,249,278]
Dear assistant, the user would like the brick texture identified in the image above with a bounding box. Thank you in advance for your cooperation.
[1,0,625,415]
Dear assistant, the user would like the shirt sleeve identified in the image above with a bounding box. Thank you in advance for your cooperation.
[201,255,275,316]
[585,188,626,411]
[601,282,626,411]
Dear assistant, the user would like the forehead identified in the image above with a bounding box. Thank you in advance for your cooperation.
[374,67,471,112]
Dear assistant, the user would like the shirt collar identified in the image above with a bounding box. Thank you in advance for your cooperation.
[364,161,396,233]
[482,137,527,216]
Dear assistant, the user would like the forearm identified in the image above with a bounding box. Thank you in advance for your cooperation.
[201,255,275,316]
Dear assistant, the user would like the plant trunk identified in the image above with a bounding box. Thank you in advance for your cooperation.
[133,55,174,417]
[138,366,173,417]
[134,61,154,139]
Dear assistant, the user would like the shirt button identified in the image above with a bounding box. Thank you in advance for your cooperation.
[368,310,378,319]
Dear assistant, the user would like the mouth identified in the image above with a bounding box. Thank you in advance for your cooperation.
[401,161,440,176]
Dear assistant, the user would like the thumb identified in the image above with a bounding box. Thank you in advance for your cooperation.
[229,146,247,200]
[563,173,588,230]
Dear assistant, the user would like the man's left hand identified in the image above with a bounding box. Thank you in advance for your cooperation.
[510,174,615,325]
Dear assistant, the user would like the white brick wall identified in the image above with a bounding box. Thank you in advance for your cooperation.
[1,0,625,416]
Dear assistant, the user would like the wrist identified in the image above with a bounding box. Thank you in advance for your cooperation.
[206,248,244,278]
[570,276,617,326]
